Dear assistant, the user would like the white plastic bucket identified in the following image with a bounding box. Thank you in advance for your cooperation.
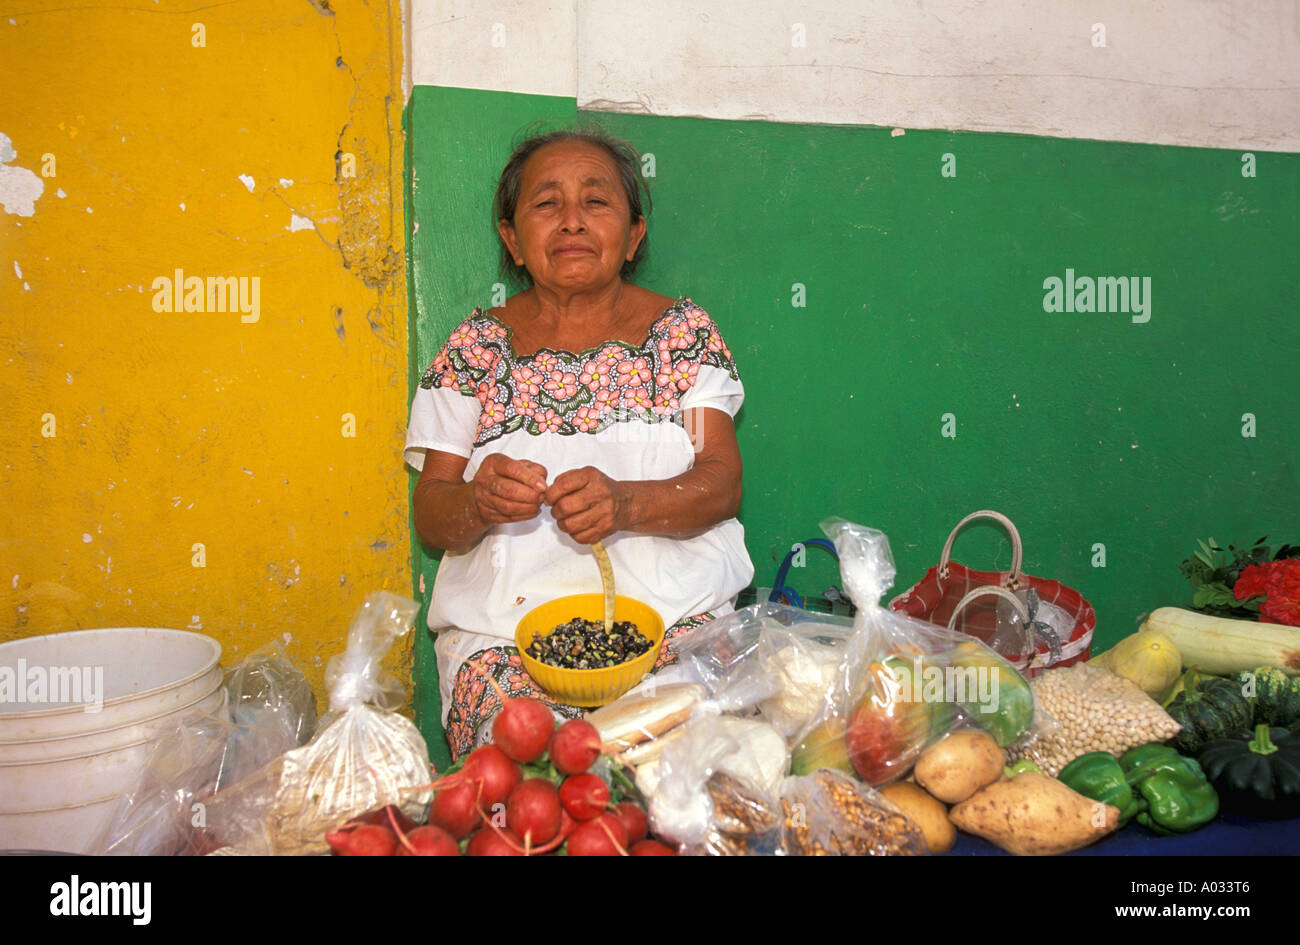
[0,628,224,854]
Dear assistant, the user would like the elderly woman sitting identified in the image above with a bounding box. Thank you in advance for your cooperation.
[405,125,753,760]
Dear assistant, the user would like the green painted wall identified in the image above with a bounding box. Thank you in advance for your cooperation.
[407,85,1300,762]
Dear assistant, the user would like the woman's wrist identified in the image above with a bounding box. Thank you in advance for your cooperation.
[612,479,644,533]
[415,478,491,552]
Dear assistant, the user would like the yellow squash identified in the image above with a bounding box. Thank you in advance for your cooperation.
[1091,629,1182,700]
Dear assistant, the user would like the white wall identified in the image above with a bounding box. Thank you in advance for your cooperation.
[411,0,1300,152]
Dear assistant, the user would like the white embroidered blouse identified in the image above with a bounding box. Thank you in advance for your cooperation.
[404,296,755,650]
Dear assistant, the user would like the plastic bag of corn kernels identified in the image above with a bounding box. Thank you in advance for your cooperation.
[1004,661,1181,777]
[778,769,928,856]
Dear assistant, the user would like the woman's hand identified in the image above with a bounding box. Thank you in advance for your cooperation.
[545,466,631,545]
[470,453,550,526]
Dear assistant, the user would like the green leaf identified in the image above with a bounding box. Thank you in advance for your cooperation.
[1194,550,1214,567]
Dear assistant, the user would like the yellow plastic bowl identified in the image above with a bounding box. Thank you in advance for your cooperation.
[515,593,666,708]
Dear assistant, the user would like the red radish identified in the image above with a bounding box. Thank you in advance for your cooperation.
[630,839,677,856]
[460,745,522,807]
[466,828,525,856]
[396,825,460,856]
[523,809,577,856]
[326,824,398,857]
[342,804,419,834]
[430,779,482,839]
[491,696,555,763]
[614,801,648,844]
[506,778,562,846]
[559,773,610,821]
[549,719,602,775]
[566,812,628,856]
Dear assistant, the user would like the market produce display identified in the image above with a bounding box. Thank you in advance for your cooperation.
[163,526,1300,857]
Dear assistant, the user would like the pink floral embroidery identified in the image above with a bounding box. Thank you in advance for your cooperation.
[623,387,653,412]
[544,370,580,399]
[534,408,563,433]
[573,405,603,431]
[667,322,695,349]
[463,343,498,371]
[449,324,478,348]
[511,365,542,396]
[417,298,739,447]
[667,360,699,390]
[580,360,612,390]
[615,356,651,388]
[652,392,681,416]
[480,321,508,342]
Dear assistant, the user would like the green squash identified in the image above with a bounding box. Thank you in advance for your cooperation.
[1166,676,1254,754]
[1197,725,1300,819]
[1237,667,1300,728]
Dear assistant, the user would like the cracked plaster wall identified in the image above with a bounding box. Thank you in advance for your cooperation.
[0,1,411,713]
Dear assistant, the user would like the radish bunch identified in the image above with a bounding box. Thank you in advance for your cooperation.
[325,692,676,857]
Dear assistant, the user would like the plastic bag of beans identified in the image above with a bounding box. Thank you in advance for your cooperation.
[1004,661,1181,776]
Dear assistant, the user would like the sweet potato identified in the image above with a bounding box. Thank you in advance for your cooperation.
[949,772,1120,856]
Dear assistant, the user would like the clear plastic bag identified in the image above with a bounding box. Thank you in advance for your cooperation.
[672,601,854,730]
[225,636,317,751]
[778,769,928,856]
[95,710,236,856]
[790,518,1041,787]
[646,712,788,855]
[1005,661,1181,776]
[96,638,320,856]
[203,592,432,855]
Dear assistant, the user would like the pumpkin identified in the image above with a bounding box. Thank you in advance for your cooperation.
[1237,667,1300,728]
[1197,725,1300,819]
[1091,630,1181,700]
[1165,676,1254,754]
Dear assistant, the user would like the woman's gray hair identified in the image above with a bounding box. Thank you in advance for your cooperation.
[493,121,652,288]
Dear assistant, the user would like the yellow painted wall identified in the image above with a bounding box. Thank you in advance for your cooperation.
[0,2,411,712]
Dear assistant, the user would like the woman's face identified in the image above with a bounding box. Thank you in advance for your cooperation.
[498,139,646,295]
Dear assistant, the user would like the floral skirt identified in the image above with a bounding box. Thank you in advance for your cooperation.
[442,610,717,762]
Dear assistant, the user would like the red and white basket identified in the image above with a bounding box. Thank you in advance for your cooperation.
[889,510,1095,676]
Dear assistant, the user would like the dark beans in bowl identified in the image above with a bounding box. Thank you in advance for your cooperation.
[528,619,653,670]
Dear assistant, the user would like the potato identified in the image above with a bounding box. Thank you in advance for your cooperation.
[879,782,955,854]
[913,729,1003,803]
[949,773,1120,856]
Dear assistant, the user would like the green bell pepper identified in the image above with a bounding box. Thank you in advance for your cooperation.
[1058,745,1219,836]
[1003,759,1042,778]
[1057,752,1144,826]
[1118,744,1219,836]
